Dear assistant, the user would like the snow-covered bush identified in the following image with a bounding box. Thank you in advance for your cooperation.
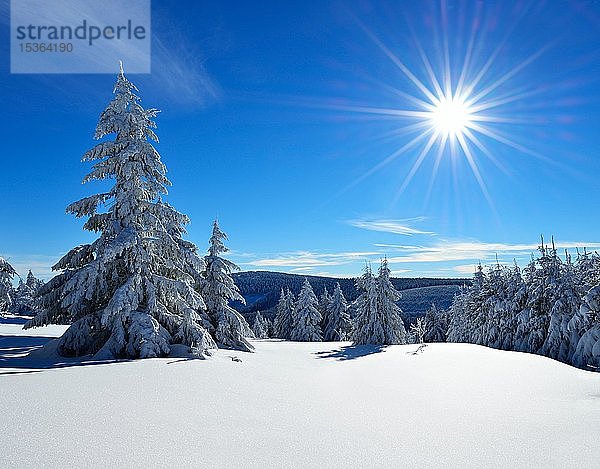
[410,317,426,344]
[25,65,215,359]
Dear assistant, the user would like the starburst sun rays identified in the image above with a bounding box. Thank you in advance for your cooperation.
[331,12,552,209]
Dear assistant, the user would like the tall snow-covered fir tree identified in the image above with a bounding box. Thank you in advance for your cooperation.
[252,311,269,339]
[375,259,407,344]
[290,279,322,342]
[201,220,253,352]
[351,265,378,345]
[352,260,407,345]
[0,257,16,313]
[322,282,351,341]
[25,65,216,359]
[274,287,295,339]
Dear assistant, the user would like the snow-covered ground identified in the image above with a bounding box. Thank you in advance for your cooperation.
[1,318,599,468]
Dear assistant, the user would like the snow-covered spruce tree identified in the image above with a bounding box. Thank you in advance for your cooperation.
[567,249,600,355]
[10,270,44,315]
[274,287,295,339]
[290,279,322,341]
[571,285,600,369]
[514,239,570,357]
[446,286,470,343]
[323,282,351,341]
[375,259,407,344]
[423,303,448,343]
[492,263,527,351]
[0,257,17,313]
[25,65,216,359]
[318,287,330,326]
[201,220,253,352]
[541,250,581,362]
[252,311,269,339]
[352,260,407,345]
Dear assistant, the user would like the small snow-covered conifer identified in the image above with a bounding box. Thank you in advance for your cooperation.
[252,311,269,339]
[323,282,351,341]
[202,220,253,352]
[25,65,215,359]
[10,270,43,315]
[352,260,407,345]
[0,257,17,313]
[423,304,447,343]
[318,287,330,324]
[290,279,322,341]
[274,287,295,339]
[572,285,600,369]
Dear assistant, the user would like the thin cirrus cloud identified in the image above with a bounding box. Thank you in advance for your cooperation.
[347,217,435,236]
[243,251,381,268]
[379,240,600,265]
[151,35,221,107]
[2,254,62,281]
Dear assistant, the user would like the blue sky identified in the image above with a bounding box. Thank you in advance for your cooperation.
[2,0,600,280]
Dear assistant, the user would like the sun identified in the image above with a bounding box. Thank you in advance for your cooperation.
[429,94,472,139]
[330,15,548,208]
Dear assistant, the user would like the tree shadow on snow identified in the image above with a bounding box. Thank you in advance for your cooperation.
[314,344,388,361]
[0,314,33,326]
[0,335,126,374]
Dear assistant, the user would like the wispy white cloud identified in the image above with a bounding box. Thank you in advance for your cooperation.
[2,254,62,281]
[242,251,381,268]
[151,35,220,107]
[347,217,434,236]
[384,239,600,265]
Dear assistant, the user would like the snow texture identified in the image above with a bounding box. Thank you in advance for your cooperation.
[1,322,599,468]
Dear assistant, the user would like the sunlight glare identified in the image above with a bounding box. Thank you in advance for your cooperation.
[430,94,472,138]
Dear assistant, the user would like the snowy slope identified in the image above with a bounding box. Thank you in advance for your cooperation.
[1,321,599,468]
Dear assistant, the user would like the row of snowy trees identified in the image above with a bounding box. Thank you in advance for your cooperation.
[445,239,600,370]
[0,257,43,315]
[23,65,252,359]
[273,259,408,345]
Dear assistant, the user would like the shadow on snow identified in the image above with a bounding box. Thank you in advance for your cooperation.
[0,334,128,375]
[314,344,388,361]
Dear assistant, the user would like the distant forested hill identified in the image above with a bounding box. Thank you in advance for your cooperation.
[232,271,469,320]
